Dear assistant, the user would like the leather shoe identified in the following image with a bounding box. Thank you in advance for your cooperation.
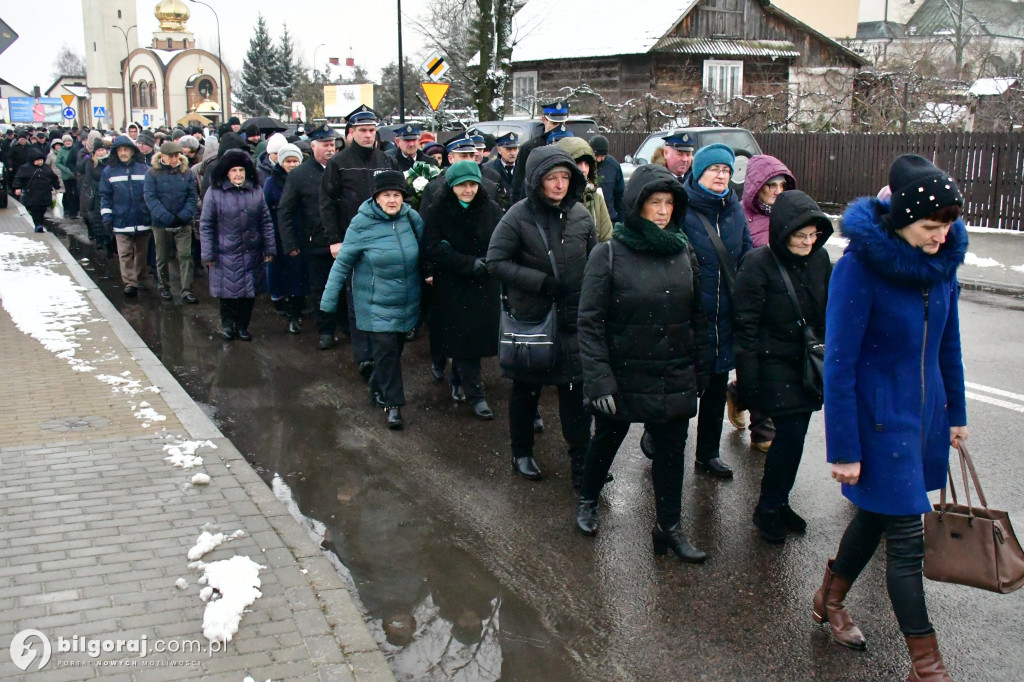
[318,333,336,350]
[182,291,198,304]
[430,363,445,381]
[385,407,403,430]
[512,456,542,481]
[652,523,706,563]
[533,414,544,433]
[753,508,787,544]
[159,287,172,301]
[695,457,733,479]
[358,360,374,381]
[236,328,253,342]
[287,318,301,334]
[451,385,466,403]
[123,285,138,297]
[471,400,494,420]
[640,428,655,459]
[221,326,235,341]
[778,505,808,533]
[576,499,599,536]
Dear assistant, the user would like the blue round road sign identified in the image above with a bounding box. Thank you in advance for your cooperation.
[62,107,76,120]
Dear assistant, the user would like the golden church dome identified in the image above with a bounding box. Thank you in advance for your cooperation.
[154,0,190,32]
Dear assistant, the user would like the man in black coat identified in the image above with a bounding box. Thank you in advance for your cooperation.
[278,125,338,349]
[484,131,518,201]
[386,123,437,171]
[319,105,397,366]
[510,100,570,203]
[589,135,625,223]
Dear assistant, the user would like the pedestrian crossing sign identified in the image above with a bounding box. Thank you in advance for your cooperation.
[93,106,107,118]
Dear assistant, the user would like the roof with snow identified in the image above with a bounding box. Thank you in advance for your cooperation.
[653,38,801,59]
[906,0,1024,39]
[511,0,698,62]
[968,77,1019,96]
[149,49,179,66]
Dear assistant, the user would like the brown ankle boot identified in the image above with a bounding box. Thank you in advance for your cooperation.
[905,633,952,681]
[812,559,867,650]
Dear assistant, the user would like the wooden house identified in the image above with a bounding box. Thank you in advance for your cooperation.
[508,0,868,129]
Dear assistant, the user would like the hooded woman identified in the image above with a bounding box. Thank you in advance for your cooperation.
[13,147,61,232]
[575,164,710,562]
[813,155,968,681]
[486,145,597,484]
[79,140,112,252]
[733,190,832,544]
[556,137,614,242]
[320,170,424,431]
[199,149,276,341]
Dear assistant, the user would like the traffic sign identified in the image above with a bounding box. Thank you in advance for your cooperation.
[93,106,107,118]
[0,19,18,57]
[421,82,450,111]
[62,107,76,120]
[142,113,150,126]
[420,51,449,81]
[61,94,74,107]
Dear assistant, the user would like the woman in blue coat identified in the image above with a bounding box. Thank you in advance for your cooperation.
[814,155,967,682]
[321,170,423,430]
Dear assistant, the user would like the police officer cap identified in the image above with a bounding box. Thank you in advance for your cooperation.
[307,124,338,141]
[445,136,477,155]
[346,104,380,127]
[541,100,570,121]
[469,133,485,149]
[663,132,695,152]
[496,132,520,148]
[396,123,421,140]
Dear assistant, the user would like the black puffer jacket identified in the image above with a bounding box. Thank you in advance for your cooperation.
[578,164,710,423]
[733,190,833,416]
[13,149,60,208]
[487,146,597,384]
[319,142,397,244]
[277,156,326,255]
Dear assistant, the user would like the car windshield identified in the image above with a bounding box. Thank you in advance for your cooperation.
[633,130,761,165]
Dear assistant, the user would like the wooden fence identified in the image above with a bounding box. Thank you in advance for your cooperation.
[602,132,1024,230]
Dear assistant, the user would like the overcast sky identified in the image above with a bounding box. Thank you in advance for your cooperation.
[0,0,434,94]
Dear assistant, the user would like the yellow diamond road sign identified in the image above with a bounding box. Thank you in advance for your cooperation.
[420,51,450,81]
[421,82,450,111]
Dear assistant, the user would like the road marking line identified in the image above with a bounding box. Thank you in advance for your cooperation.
[965,382,1024,402]
[965,391,1024,413]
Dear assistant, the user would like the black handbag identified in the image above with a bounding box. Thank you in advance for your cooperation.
[498,218,559,372]
[771,252,825,399]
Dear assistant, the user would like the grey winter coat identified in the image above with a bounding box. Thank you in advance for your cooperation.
[144,156,198,229]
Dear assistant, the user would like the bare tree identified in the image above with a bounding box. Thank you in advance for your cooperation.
[52,45,86,79]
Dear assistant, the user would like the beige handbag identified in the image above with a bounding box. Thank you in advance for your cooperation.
[924,441,1024,593]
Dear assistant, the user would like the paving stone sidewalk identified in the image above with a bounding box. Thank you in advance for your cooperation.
[0,205,394,681]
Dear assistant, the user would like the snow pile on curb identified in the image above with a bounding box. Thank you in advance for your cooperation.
[163,439,215,468]
[187,530,246,561]
[194,555,265,644]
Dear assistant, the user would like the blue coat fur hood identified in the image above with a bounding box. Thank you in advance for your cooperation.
[825,196,968,515]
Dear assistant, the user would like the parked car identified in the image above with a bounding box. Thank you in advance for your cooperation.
[621,126,762,193]
[469,118,600,143]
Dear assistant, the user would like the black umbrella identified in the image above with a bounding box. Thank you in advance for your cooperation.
[242,116,288,134]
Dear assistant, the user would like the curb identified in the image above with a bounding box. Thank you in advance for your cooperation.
[958,277,1024,298]
[22,209,394,681]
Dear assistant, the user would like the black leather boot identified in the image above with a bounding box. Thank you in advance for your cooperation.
[385,407,403,430]
[512,455,542,481]
[652,523,706,563]
[576,499,599,536]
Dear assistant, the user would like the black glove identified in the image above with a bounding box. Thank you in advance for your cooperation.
[540,276,568,299]
[472,258,487,276]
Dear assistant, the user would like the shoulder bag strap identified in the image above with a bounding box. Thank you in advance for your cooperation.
[770,250,818,347]
[696,212,736,295]
[528,205,559,284]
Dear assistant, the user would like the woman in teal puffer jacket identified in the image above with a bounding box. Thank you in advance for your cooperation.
[321,170,423,430]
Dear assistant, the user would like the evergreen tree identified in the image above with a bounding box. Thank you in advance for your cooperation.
[238,15,281,116]
[274,24,297,104]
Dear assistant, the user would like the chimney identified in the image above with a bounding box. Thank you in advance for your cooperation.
[346,58,355,67]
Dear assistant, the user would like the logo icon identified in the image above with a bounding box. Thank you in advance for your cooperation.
[10,629,51,671]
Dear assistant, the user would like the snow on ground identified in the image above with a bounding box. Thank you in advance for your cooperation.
[191,472,211,486]
[187,530,246,561]
[1012,265,1024,274]
[175,578,188,590]
[163,439,215,468]
[964,253,1002,268]
[194,555,266,644]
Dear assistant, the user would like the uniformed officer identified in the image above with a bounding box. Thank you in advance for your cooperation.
[484,131,518,198]
[387,123,438,171]
[510,99,570,203]
[662,132,695,180]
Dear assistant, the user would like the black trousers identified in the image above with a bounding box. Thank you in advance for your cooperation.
[26,205,46,227]
[580,415,690,528]
[63,177,79,217]
[307,251,340,336]
[451,358,485,402]
[345,282,372,364]
[832,509,933,637]
[368,331,406,407]
[695,371,729,462]
[508,381,590,460]
[220,297,255,330]
[756,411,812,511]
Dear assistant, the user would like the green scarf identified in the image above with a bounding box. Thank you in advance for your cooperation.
[613,217,689,254]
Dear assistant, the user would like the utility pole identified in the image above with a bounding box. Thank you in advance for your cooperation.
[112,24,136,130]
[397,0,405,123]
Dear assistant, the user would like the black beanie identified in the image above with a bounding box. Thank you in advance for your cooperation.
[888,155,963,231]
[372,169,409,198]
[589,134,610,155]
[244,123,260,138]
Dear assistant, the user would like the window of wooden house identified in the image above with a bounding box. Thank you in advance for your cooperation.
[512,71,537,115]
[703,60,743,102]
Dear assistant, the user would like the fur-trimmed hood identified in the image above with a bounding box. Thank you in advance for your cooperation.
[840,196,967,287]
[211,149,258,189]
[151,154,190,173]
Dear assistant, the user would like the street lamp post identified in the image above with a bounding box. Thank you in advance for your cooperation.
[397,0,405,123]
[185,0,225,123]
[313,43,326,79]
[112,24,136,130]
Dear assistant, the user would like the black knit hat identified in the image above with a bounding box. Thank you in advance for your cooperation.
[372,169,409,198]
[888,155,963,231]
[589,134,609,155]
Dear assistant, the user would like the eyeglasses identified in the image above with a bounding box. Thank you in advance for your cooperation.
[705,165,731,176]
[791,231,822,243]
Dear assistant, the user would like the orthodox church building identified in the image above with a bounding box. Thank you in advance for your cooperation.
[83,0,231,130]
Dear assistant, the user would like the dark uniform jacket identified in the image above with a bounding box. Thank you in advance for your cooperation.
[277,157,327,255]
[510,129,551,204]
[386,147,438,172]
[319,143,397,244]
[486,146,597,385]
[485,156,515,198]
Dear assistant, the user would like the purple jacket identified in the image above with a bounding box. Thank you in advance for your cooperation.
[199,150,276,299]
[741,155,795,248]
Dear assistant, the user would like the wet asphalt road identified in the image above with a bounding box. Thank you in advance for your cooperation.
[55,221,1024,682]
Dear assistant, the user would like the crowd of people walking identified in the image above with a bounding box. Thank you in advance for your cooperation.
[2,100,972,679]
